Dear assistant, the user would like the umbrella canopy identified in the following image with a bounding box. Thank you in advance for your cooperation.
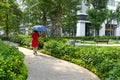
[32,25,47,32]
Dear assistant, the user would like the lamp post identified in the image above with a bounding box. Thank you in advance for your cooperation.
[5,0,9,40]
[73,28,76,46]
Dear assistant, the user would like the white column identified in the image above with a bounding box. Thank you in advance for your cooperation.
[99,23,105,36]
[118,23,120,36]
[116,25,120,36]
[76,21,85,36]
[25,27,28,35]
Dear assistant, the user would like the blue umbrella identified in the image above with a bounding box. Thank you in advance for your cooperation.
[32,25,47,32]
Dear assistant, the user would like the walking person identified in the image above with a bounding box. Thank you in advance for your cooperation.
[31,30,40,55]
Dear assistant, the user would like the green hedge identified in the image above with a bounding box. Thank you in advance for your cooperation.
[8,34,49,49]
[63,36,119,41]
[0,40,28,80]
[2,34,120,80]
[8,34,31,47]
[43,40,120,80]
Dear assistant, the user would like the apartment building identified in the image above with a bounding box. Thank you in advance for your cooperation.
[76,0,120,36]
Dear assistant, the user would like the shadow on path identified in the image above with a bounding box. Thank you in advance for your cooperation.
[3,41,100,80]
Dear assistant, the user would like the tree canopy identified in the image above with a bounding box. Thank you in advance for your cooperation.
[85,0,109,36]
[23,0,82,39]
[0,0,23,37]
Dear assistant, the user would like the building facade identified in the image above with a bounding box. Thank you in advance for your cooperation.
[76,0,120,36]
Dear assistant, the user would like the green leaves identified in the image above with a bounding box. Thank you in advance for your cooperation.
[0,1,23,37]
[84,0,109,9]
[23,0,82,38]
[87,9,108,29]
[86,0,109,36]
[0,40,28,80]
[43,40,120,80]
[115,3,120,24]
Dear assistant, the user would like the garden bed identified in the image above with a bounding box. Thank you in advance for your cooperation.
[0,40,28,80]
[42,40,120,80]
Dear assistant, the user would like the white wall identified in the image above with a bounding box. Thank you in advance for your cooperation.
[76,21,85,36]
[99,23,106,36]
[116,24,120,36]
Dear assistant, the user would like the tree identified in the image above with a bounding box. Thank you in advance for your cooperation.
[85,0,109,36]
[47,0,80,39]
[23,0,81,39]
[114,3,120,43]
[105,10,116,36]
[46,0,81,39]
[115,3,120,25]
[23,0,52,26]
[84,0,108,9]
[0,1,10,26]
[87,9,108,36]
[0,0,23,38]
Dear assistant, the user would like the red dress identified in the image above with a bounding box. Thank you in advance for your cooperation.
[32,32,40,48]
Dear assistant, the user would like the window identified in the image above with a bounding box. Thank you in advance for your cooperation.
[108,0,115,6]
[115,1,119,6]
[105,24,116,36]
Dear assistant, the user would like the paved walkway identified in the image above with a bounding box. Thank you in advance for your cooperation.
[4,41,100,80]
[75,43,120,46]
[19,47,100,80]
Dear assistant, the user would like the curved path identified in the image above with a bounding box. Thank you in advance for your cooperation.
[18,47,100,80]
[4,41,100,80]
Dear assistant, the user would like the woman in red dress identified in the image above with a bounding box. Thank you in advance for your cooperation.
[32,31,40,55]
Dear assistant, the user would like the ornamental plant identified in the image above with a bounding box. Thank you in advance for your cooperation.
[43,40,120,80]
[0,40,28,80]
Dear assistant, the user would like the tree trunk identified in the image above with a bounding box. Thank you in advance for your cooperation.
[55,5,62,39]
[50,18,56,37]
[6,12,9,39]
[54,25,62,39]
[42,11,47,26]
[95,29,99,36]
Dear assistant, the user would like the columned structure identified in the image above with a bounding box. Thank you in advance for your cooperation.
[76,0,120,36]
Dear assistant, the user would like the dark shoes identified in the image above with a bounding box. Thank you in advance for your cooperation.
[33,51,37,56]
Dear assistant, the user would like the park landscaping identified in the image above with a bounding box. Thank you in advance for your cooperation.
[0,40,28,80]
[42,40,120,80]
[1,0,120,80]
[1,34,120,80]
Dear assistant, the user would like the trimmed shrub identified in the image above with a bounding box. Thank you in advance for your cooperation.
[43,40,120,80]
[0,40,28,80]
